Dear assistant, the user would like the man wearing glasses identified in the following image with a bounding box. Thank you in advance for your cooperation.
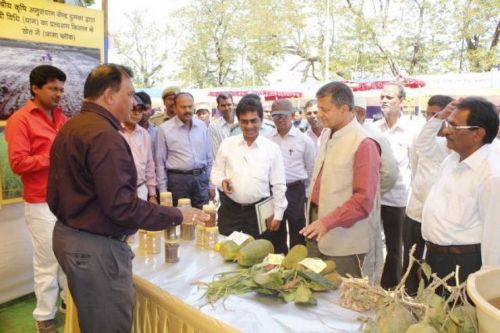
[421,97,500,285]
[403,95,453,295]
[120,93,158,203]
[266,99,315,253]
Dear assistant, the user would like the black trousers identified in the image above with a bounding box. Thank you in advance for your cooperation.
[426,249,481,297]
[380,205,406,289]
[167,171,209,208]
[53,222,135,333]
[264,181,306,254]
[402,215,426,295]
[217,192,285,253]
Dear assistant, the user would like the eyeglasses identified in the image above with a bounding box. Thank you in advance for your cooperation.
[443,120,480,131]
[271,114,290,119]
[132,105,147,113]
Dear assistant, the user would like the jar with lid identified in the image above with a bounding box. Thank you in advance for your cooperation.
[202,203,217,228]
[204,226,219,250]
[159,191,173,207]
[178,198,195,241]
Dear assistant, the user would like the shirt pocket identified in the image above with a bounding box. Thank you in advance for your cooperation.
[251,162,270,182]
[442,193,477,228]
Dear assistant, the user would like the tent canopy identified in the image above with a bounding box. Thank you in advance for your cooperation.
[208,89,303,101]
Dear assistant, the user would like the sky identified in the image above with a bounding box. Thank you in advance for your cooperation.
[89,0,308,88]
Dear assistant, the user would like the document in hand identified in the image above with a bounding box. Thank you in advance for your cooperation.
[255,197,274,234]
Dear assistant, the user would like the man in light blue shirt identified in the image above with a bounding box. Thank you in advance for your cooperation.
[155,92,214,208]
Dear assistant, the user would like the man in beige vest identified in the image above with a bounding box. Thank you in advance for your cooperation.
[300,82,381,277]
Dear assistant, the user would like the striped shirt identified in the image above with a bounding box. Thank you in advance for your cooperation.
[208,116,238,156]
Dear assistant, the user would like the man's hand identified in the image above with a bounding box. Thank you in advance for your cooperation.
[437,99,461,120]
[177,206,210,225]
[208,189,216,201]
[299,220,327,241]
[266,215,281,231]
[148,195,158,204]
[222,179,233,194]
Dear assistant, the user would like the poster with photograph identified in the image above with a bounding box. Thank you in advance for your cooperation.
[0,0,103,204]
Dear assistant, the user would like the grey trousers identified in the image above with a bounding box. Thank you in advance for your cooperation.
[53,222,135,333]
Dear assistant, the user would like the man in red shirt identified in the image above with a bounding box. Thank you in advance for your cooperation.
[5,65,68,333]
[300,82,381,277]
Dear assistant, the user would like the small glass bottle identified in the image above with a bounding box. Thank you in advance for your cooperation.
[138,229,147,251]
[164,240,180,263]
[202,203,217,228]
[195,224,206,248]
[204,226,219,250]
[146,231,161,254]
[159,191,173,207]
[178,198,195,241]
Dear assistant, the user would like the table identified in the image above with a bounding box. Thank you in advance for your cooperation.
[66,237,365,333]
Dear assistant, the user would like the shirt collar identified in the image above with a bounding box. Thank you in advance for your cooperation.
[219,116,238,127]
[26,99,63,116]
[270,125,298,138]
[330,117,359,139]
[82,101,121,130]
[173,116,199,129]
[460,144,491,171]
[120,123,141,134]
[237,133,263,147]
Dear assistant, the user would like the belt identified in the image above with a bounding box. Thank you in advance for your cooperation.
[425,241,480,255]
[168,168,205,176]
[137,181,146,187]
[222,192,268,209]
[60,222,130,243]
[286,180,304,188]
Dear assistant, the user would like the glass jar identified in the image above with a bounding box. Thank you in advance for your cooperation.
[145,231,161,254]
[159,191,173,207]
[195,224,206,248]
[202,203,217,228]
[164,226,177,241]
[177,198,191,207]
[138,230,147,251]
[204,226,219,250]
[164,240,180,263]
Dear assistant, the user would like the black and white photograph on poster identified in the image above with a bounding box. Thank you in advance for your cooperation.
[0,38,100,120]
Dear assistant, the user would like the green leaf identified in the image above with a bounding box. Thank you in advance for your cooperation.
[294,285,312,303]
[297,270,335,289]
[421,262,432,280]
[280,291,296,303]
[417,279,425,297]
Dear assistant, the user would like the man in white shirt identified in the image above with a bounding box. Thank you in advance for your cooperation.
[211,95,287,240]
[403,95,453,295]
[208,93,237,156]
[422,97,500,285]
[371,82,421,289]
[267,99,315,253]
[304,99,323,151]
[353,94,398,283]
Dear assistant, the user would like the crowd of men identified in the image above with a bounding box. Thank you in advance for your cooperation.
[5,63,500,332]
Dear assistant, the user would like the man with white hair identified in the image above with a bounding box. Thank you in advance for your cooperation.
[371,82,421,289]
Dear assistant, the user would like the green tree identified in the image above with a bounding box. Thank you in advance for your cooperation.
[112,10,173,88]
